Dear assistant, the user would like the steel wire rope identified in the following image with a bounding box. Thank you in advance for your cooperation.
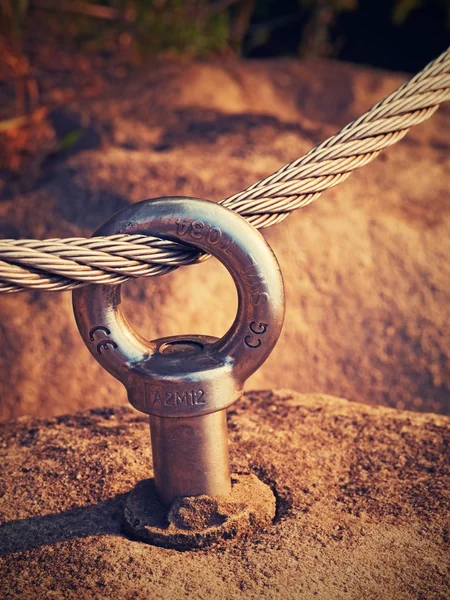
[1,47,449,293]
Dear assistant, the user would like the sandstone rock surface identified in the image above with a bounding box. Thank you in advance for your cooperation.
[0,59,449,419]
[1,391,449,599]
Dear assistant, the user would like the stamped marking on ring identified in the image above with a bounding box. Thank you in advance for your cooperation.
[245,321,269,348]
[243,255,270,306]
[176,218,235,254]
[144,385,206,410]
[89,325,118,354]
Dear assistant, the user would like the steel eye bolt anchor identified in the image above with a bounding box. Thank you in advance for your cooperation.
[73,197,285,507]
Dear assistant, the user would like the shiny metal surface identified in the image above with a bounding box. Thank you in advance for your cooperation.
[150,411,230,506]
[73,197,285,505]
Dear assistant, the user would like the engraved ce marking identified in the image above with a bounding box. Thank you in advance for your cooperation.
[245,321,268,349]
[89,325,118,355]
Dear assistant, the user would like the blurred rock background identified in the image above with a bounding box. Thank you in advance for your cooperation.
[0,0,449,420]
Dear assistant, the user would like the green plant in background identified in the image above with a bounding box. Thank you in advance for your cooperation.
[2,0,449,64]
[130,0,230,58]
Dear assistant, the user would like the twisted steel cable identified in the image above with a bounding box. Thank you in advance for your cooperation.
[1,47,449,293]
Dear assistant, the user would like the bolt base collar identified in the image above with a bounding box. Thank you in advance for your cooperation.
[124,473,276,550]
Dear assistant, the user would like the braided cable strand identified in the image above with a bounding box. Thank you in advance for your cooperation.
[1,47,449,293]
[0,235,208,293]
[221,47,450,221]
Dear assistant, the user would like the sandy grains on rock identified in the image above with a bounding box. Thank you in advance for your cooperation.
[1,391,449,599]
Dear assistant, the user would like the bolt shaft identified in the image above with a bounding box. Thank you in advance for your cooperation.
[149,410,231,507]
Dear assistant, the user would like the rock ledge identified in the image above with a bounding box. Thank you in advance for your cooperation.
[0,391,449,599]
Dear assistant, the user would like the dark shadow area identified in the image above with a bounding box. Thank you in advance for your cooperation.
[152,108,323,153]
[47,108,102,159]
[336,1,449,73]
[0,164,131,232]
[52,179,131,231]
[0,108,106,199]
[0,493,128,557]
